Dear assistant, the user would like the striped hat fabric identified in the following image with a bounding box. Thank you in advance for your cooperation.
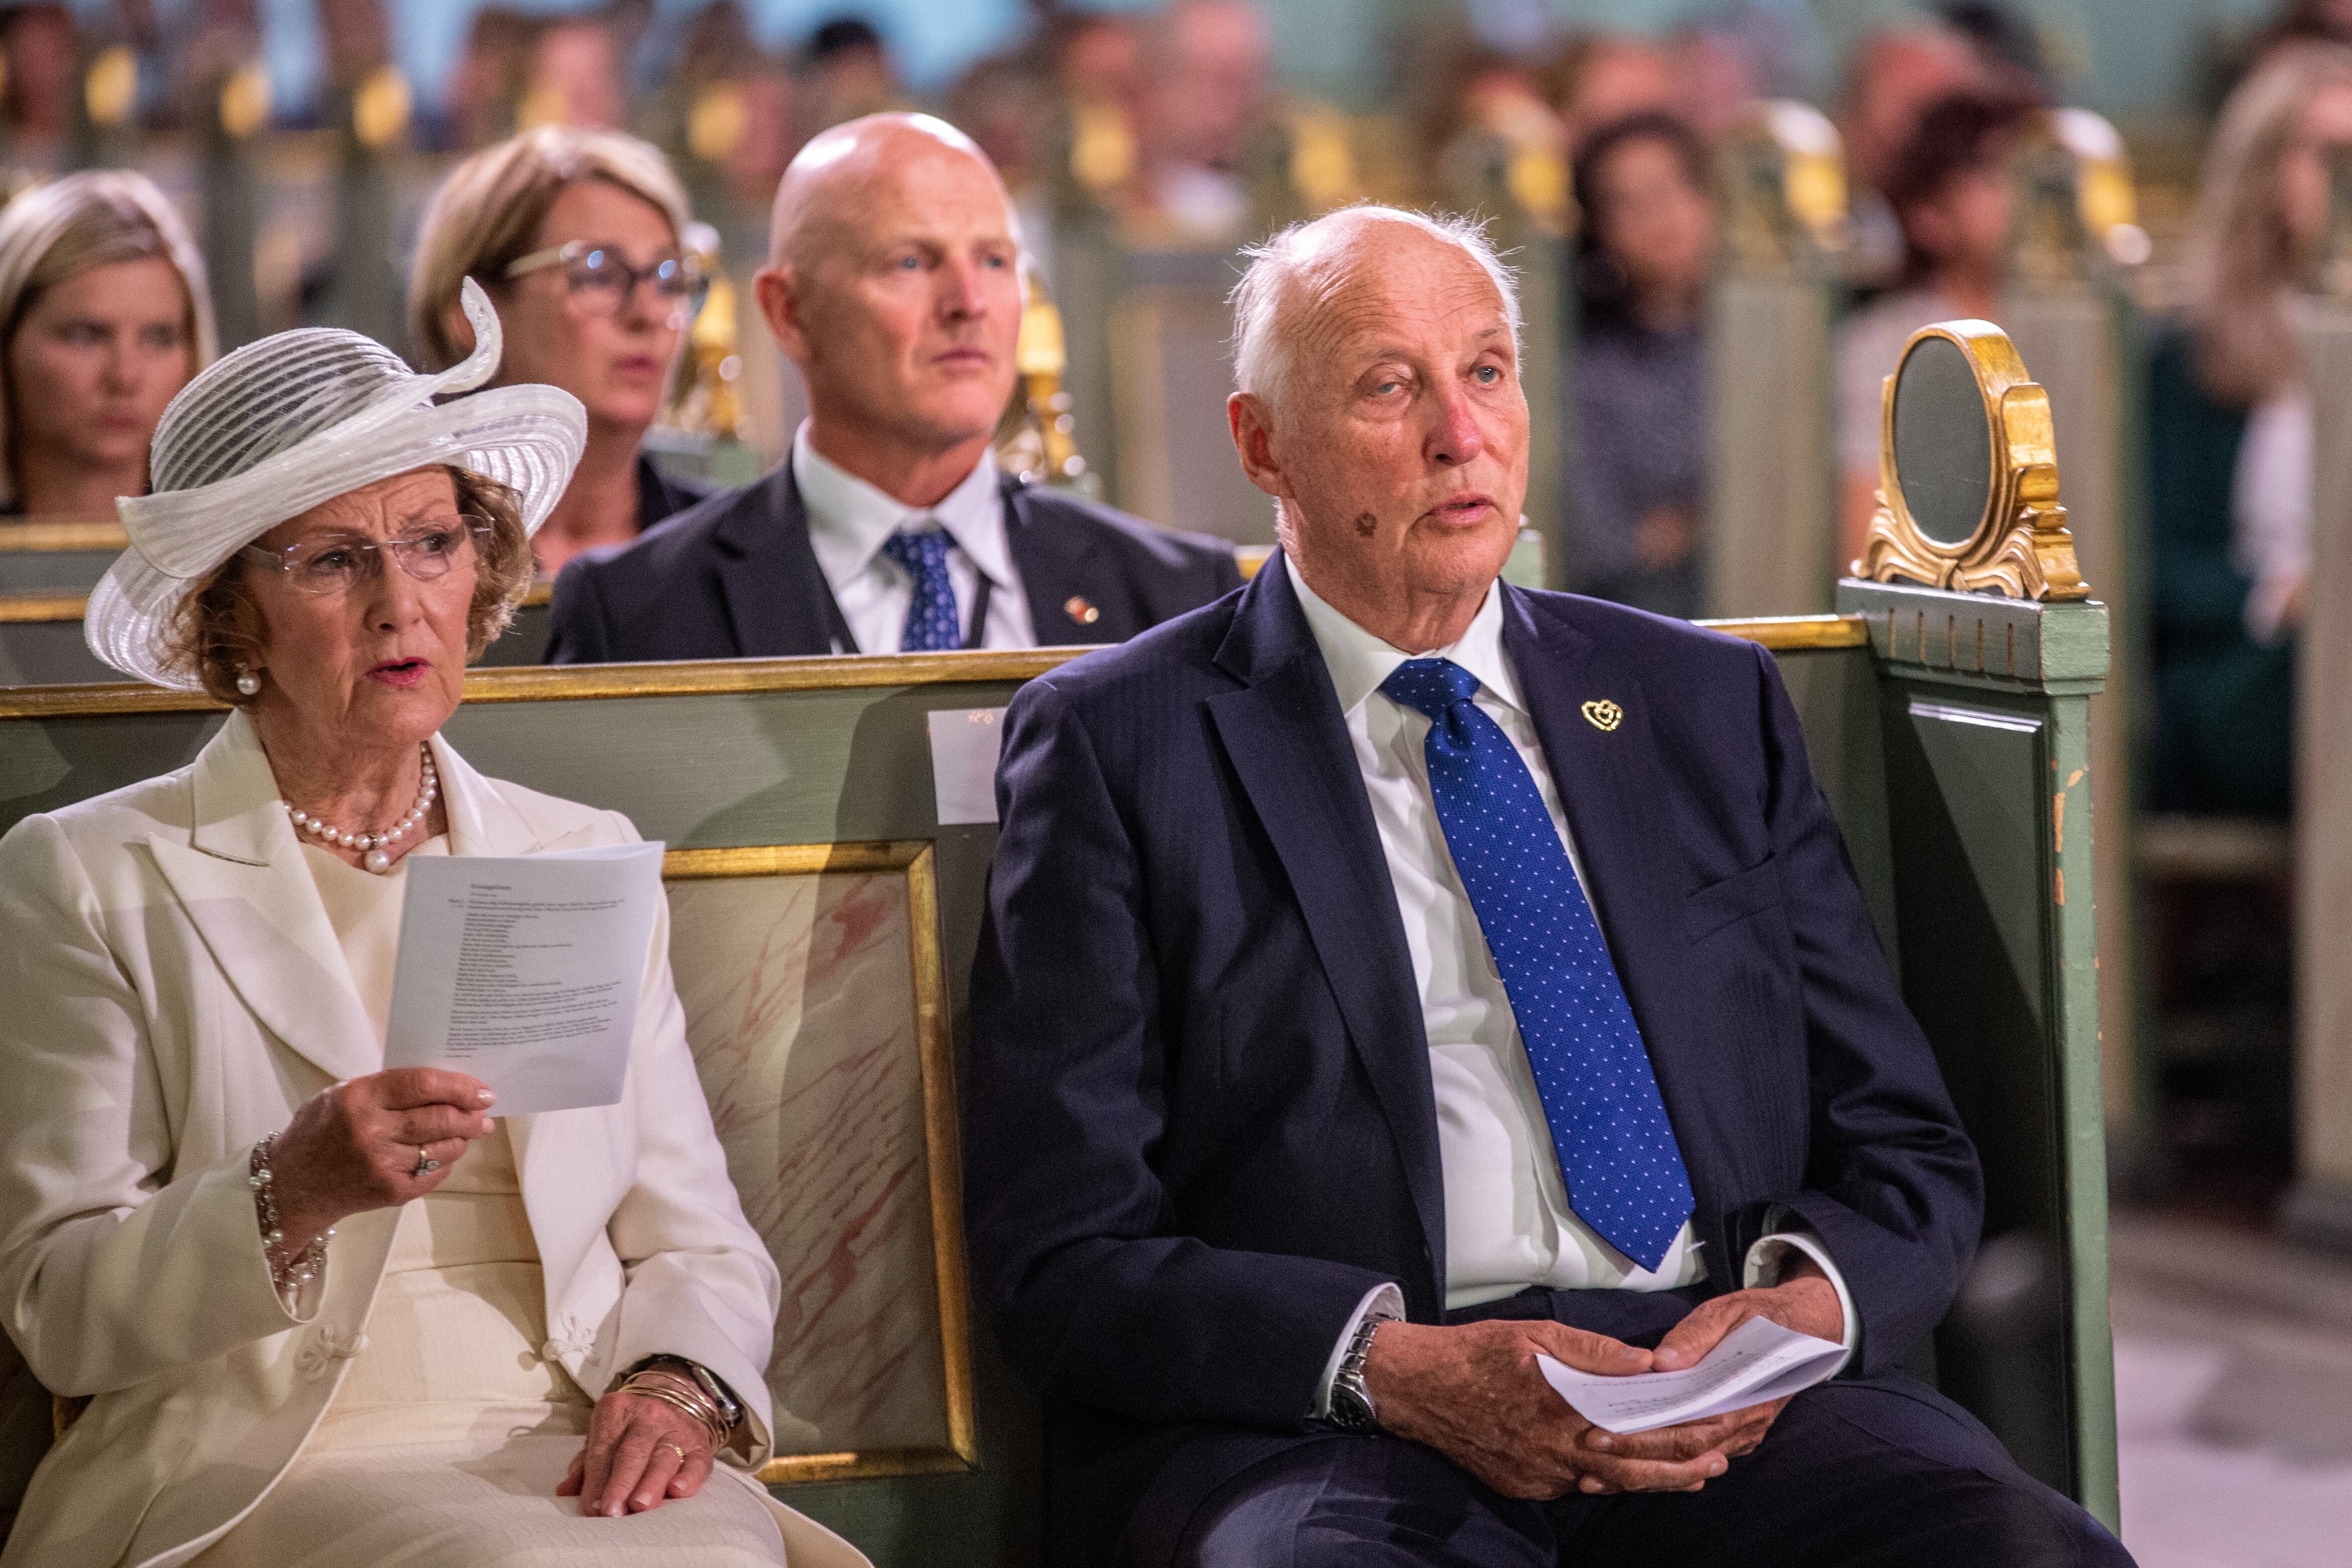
[84,278,585,689]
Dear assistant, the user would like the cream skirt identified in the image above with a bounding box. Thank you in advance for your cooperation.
[191,1130,787,1568]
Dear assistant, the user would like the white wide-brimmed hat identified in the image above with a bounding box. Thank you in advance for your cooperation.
[85,278,586,689]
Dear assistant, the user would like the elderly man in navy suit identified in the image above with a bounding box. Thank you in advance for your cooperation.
[963,206,2134,1567]
[546,113,1238,663]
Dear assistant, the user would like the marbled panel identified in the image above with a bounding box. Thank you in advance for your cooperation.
[665,870,951,1457]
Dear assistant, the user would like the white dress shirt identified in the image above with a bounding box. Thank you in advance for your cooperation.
[794,422,1037,653]
[1282,559,1857,1408]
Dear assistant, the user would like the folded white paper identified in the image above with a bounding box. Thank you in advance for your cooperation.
[384,842,664,1115]
[927,707,1008,825]
[1536,1316,1846,1435]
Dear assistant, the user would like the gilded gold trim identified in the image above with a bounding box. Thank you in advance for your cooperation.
[0,618,1873,720]
[659,841,927,879]
[661,841,979,1483]
[758,1446,981,1486]
[0,518,124,551]
[1852,321,2089,601]
[0,648,1090,718]
[0,593,88,623]
[1700,613,1869,650]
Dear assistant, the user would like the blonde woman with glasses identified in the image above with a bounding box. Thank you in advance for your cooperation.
[0,169,214,518]
[408,127,708,577]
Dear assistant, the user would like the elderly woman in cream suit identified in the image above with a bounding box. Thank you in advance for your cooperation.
[0,285,864,1568]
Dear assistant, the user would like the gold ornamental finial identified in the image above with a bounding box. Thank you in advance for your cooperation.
[1718,100,1847,273]
[218,61,272,140]
[996,280,1088,490]
[1851,320,2089,602]
[84,45,136,129]
[660,226,741,442]
[352,65,411,150]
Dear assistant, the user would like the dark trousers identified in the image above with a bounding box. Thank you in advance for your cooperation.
[1170,1372,2133,1568]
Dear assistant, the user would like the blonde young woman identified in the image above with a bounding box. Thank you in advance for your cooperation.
[408,126,708,577]
[0,283,863,1568]
[0,169,214,517]
[2148,43,2352,816]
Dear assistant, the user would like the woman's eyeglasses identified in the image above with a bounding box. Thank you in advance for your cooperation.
[502,241,707,317]
[241,518,492,596]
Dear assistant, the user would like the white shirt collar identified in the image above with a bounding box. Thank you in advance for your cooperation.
[1284,553,1523,716]
[793,421,1011,591]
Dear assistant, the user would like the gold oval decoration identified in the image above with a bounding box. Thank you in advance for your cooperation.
[1852,320,2089,602]
[1581,699,1623,732]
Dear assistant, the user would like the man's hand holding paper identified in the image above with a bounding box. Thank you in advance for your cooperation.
[1552,1258,1848,1494]
[385,841,666,1115]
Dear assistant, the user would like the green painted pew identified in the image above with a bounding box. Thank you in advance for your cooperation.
[0,578,2116,1559]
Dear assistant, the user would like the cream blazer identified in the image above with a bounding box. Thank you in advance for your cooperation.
[0,712,865,1568]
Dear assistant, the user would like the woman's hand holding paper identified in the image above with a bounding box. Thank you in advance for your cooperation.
[270,1068,498,1251]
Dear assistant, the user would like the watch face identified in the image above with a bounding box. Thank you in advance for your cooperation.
[1328,1386,1376,1433]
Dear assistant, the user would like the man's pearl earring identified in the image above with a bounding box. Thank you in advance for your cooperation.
[235,669,261,697]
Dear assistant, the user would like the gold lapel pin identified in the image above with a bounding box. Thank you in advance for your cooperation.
[1064,595,1101,626]
[1581,699,1623,732]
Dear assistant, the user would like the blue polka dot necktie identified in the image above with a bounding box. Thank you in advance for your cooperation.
[880,528,961,651]
[1380,657,1694,1273]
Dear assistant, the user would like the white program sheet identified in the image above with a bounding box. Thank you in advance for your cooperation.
[384,841,664,1115]
[1536,1315,1847,1435]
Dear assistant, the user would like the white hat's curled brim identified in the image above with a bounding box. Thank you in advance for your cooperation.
[87,384,585,690]
[85,278,587,690]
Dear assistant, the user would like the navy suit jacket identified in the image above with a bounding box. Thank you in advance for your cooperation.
[964,558,1983,1565]
[543,463,1242,662]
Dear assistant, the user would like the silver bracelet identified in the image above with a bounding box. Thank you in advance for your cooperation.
[248,1133,332,1301]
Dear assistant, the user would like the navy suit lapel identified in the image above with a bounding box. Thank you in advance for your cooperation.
[711,467,842,657]
[1203,559,1447,1307]
[1500,587,1729,1285]
[1002,480,1106,644]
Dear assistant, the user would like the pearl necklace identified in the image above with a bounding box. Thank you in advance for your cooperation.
[288,745,438,874]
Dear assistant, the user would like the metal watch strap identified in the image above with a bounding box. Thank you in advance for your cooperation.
[685,1359,744,1433]
[1327,1308,1398,1433]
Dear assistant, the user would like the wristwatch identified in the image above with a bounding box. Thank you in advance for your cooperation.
[1326,1309,1398,1434]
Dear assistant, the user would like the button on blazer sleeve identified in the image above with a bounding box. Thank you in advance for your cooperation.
[964,676,1391,1432]
[0,816,301,1397]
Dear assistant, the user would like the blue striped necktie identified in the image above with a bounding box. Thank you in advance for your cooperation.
[880,529,961,651]
[1379,657,1694,1272]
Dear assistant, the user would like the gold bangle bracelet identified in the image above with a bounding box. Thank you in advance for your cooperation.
[618,1371,717,1415]
[622,1370,706,1404]
[618,1381,726,1444]
[622,1382,713,1422]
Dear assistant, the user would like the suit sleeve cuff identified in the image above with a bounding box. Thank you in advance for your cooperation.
[1743,1229,1858,1376]
[1309,1282,1405,1419]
